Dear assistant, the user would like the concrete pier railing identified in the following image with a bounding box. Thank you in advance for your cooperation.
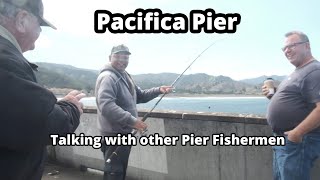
[48,108,320,180]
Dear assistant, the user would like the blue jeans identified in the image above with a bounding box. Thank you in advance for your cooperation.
[273,132,320,180]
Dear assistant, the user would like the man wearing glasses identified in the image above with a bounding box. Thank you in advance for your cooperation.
[0,0,85,179]
[262,31,320,180]
[95,44,172,180]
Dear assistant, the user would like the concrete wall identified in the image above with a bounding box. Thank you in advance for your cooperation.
[49,108,320,180]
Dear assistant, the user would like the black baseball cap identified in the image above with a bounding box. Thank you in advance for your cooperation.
[2,0,56,29]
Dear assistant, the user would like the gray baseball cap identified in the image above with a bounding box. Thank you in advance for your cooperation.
[110,44,131,55]
[1,0,56,29]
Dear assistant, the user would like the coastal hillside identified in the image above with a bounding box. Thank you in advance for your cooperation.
[35,62,98,93]
[34,62,282,96]
[240,75,286,85]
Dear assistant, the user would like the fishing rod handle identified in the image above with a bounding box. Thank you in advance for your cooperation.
[106,129,147,163]
[106,147,120,163]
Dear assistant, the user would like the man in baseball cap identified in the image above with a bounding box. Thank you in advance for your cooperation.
[0,0,85,179]
[95,44,173,179]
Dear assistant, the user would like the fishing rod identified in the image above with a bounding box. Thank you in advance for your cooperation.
[106,38,225,163]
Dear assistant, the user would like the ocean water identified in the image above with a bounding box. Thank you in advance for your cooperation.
[81,96,269,116]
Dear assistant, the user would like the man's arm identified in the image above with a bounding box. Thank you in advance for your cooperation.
[46,91,86,145]
[136,86,173,104]
[285,102,320,142]
[136,86,161,104]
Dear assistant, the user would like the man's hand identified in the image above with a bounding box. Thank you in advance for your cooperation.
[133,120,147,132]
[283,102,320,143]
[261,85,275,99]
[160,86,173,94]
[261,85,269,97]
[284,129,303,143]
[60,90,86,114]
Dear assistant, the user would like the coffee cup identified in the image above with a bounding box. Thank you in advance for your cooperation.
[264,78,275,98]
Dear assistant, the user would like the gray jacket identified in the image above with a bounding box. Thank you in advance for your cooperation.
[95,64,161,135]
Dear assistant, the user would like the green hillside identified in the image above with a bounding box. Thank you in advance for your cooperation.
[34,62,279,95]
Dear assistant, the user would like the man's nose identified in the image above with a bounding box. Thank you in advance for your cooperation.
[283,47,291,54]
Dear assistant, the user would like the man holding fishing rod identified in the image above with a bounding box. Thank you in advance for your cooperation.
[95,44,172,180]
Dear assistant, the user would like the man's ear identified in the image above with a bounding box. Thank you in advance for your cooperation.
[15,10,29,33]
[306,42,311,50]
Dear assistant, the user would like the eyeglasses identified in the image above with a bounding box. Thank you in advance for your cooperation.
[281,41,308,52]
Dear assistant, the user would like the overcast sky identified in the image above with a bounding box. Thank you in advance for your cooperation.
[24,0,320,80]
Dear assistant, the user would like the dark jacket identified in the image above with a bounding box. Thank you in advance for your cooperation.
[95,64,161,135]
[0,36,81,180]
